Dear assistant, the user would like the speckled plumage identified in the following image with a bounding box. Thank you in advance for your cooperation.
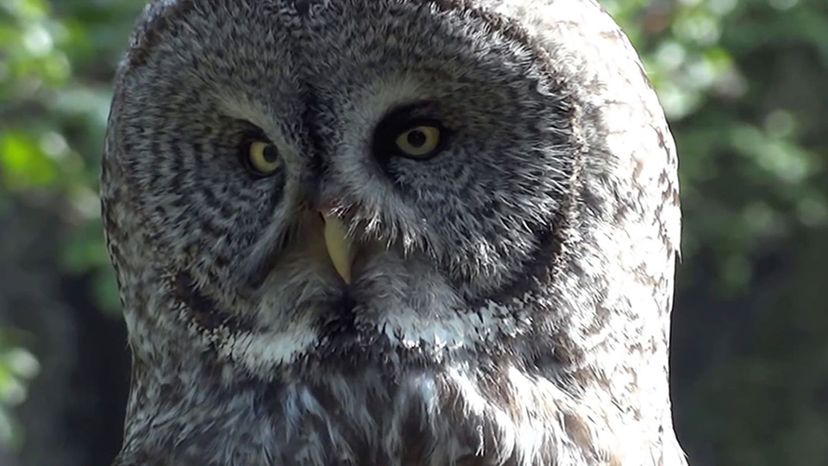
[101,0,686,464]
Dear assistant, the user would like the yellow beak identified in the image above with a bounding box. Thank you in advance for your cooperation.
[321,213,355,284]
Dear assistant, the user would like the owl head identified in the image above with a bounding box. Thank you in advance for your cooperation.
[102,0,683,463]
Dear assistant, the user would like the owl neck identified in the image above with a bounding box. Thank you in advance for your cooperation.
[116,295,681,466]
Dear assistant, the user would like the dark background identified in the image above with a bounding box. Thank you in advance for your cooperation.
[1,0,827,464]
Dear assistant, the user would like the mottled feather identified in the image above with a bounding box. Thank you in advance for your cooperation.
[102,0,685,464]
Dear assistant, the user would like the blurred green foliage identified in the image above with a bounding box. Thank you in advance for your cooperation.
[1,0,140,309]
[0,330,39,448]
[0,0,826,464]
[0,0,142,455]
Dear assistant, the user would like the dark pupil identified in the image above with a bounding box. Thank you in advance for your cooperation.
[262,145,279,163]
[406,129,427,148]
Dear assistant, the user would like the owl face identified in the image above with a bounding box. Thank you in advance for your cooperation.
[109,0,576,374]
[105,1,686,463]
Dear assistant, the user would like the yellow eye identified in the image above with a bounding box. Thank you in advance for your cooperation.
[394,125,441,158]
[247,141,281,175]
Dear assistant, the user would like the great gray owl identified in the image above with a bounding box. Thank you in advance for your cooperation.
[101,0,685,464]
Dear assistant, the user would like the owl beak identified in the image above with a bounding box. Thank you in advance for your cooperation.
[321,212,355,284]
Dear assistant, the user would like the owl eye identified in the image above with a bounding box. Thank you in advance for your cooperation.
[394,125,442,158]
[372,104,451,163]
[246,141,281,176]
